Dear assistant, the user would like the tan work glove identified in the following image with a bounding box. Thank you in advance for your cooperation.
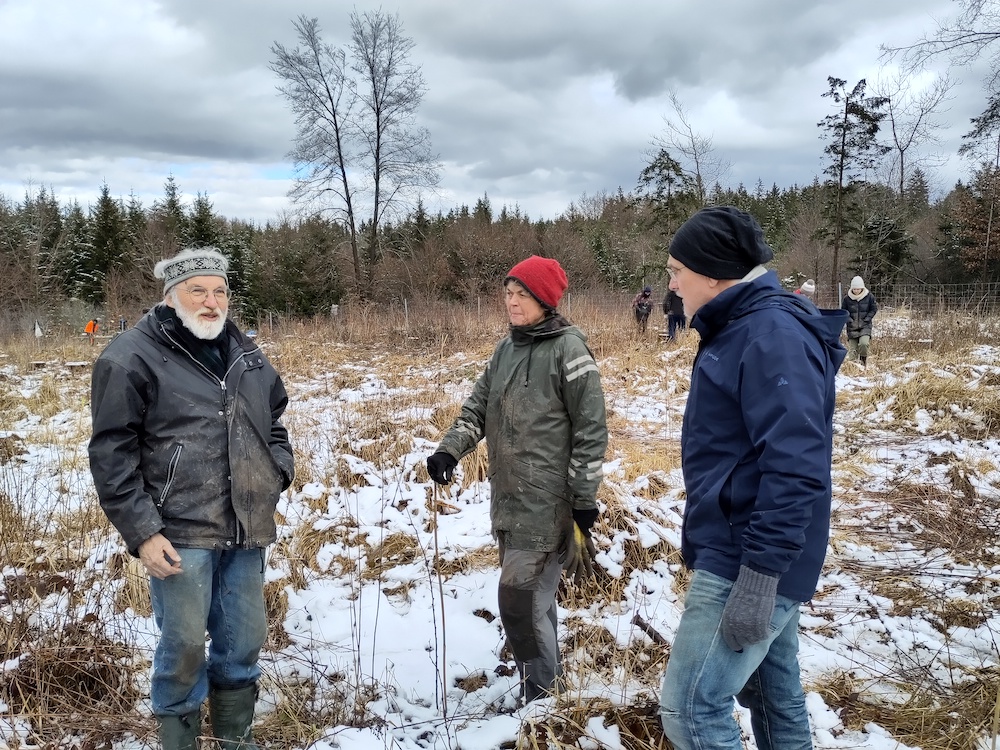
[563,522,598,585]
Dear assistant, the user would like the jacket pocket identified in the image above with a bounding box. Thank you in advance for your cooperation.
[157,444,184,511]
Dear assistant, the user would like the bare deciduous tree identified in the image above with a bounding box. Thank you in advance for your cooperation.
[652,90,731,207]
[884,1,1000,85]
[873,69,953,201]
[270,12,439,297]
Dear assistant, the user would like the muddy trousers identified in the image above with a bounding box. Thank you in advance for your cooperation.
[497,534,563,702]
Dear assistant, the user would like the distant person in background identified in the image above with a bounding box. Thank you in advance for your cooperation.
[118,316,128,332]
[426,255,608,705]
[794,278,816,302]
[632,285,654,333]
[842,275,878,367]
[662,288,686,341]
[85,318,99,345]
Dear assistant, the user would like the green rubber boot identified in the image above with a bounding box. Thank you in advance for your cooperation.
[208,685,260,749]
[156,710,200,750]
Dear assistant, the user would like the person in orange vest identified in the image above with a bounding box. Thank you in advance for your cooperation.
[85,318,100,345]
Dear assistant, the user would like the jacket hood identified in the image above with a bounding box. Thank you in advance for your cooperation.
[694,271,848,361]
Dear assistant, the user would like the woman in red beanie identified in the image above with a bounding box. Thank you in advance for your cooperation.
[426,255,608,704]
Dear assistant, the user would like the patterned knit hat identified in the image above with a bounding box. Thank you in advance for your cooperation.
[800,279,816,295]
[505,255,568,310]
[153,247,229,294]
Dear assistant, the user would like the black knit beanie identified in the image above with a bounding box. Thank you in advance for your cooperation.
[669,206,774,279]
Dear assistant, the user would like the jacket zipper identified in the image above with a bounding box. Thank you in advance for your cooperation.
[158,445,184,510]
[161,323,248,547]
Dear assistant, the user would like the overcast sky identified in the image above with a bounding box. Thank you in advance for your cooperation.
[0,0,989,225]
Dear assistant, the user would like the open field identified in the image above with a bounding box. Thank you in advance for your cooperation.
[2,301,1000,749]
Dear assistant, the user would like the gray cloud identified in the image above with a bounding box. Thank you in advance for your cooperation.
[0,0,983,223]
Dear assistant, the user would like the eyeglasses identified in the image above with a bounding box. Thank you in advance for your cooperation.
[666,265,685,279]
[181,285,230,303]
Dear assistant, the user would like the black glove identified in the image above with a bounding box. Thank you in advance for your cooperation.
[721,565,778,652]
[426,451,458,485]
[572,507,599,536]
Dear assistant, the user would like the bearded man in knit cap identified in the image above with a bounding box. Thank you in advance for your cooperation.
[427,255,608,704]
[657,207,847,750]
[89,247,294,750]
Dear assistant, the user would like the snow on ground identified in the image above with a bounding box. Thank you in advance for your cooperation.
[1,332,999,749]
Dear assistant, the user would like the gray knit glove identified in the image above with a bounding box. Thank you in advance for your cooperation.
[721,565,778,652]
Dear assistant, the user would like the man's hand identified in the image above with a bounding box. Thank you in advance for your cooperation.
[138,533,184,580]
[426,452,458,485]
[721,565,778,651]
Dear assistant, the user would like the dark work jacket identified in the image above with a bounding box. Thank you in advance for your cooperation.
[841,292,878,338]
[437,315,608,551]
[89,307,294,555]
[682,272,847,602]
[663,290,685,317]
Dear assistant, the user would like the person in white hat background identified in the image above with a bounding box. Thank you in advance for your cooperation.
[89,247,294,750]
[794,278,816,302]
[841,275,879,367]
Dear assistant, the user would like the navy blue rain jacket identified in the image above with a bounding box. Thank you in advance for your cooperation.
[681,271,847,602]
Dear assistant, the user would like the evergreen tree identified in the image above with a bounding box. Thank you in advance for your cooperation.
[188,192,220,248]
[55,201,91,299]
[150,175,189,254]
[817,77,890,296]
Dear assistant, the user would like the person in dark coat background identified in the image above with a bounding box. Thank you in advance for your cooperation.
[662,288,686,341]
[657,207,847,750]
[842,275,878,367]
[631,285,654,333]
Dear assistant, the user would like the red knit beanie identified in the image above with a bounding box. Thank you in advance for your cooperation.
[505,255,568,309]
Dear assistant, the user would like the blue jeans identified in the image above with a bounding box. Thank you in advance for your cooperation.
[667,314,686,341]
[148,547,267,716]
[660,570,811,750]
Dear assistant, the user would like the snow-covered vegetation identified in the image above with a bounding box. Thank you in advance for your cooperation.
[2,303,999,750]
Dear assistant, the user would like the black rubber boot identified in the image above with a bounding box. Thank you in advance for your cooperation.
[208,685,260,749]
[860,355,867,368]
[157,710,200,750]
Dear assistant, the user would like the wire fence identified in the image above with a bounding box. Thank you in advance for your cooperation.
[866,283,1000,316]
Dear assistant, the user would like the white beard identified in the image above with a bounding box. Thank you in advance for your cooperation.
[175,301,227,340]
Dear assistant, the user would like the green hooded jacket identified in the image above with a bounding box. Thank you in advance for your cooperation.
[437,315,608,551]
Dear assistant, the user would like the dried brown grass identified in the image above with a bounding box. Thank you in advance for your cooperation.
[814,669,998,750]
[3,306,1000,749]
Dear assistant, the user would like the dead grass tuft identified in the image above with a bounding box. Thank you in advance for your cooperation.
[112,554,151,616]
[433,544,497,576]
[814,669,997,750]
[863,481,1000,566]
[519,695,669,750]
[860,369,1000,438]
[362,532,419,580]
[264,579,292,650]
[0,624,144,746]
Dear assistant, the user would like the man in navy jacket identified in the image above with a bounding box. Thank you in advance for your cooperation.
[658,207,847,750]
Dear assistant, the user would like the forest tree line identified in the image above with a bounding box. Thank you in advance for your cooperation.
[6,2,1000,332]
[1,159,999,332]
